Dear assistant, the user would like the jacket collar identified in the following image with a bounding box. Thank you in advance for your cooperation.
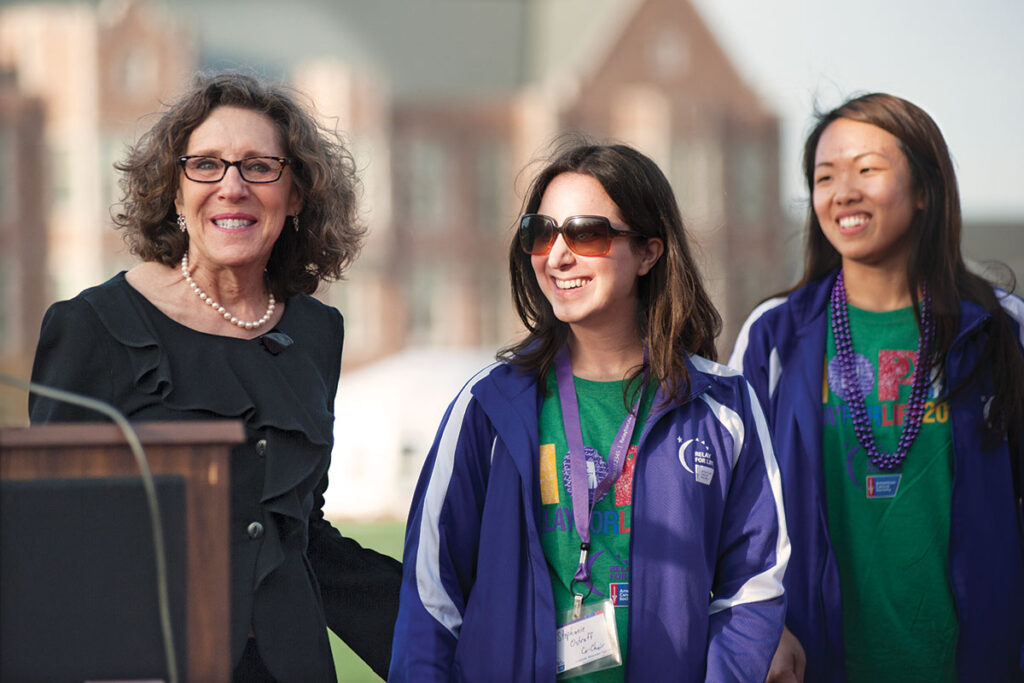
[794,270,995,342]
[954,296,990,342]
[470,353,717,481]
[786,271,838,336]
[470,361,542,477]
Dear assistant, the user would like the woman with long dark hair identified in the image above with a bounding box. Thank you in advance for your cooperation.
[390,141,788,681]
[730,93,1024,681]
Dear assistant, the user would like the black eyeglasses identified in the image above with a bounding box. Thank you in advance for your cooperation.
[519,214,647,256]
[178,155,292,183]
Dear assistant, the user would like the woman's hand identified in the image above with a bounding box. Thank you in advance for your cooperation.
[766,626,806,683]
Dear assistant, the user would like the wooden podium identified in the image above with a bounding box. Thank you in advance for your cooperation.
[0,420,243,682]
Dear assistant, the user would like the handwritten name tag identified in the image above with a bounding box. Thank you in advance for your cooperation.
[555,600,620,677]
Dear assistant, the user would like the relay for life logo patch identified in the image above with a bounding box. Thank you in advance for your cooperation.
[678,437,715,485]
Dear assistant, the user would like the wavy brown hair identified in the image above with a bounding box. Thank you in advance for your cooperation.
[113,71,365,298]
[501,140,722,405]
[797,92,1023,446]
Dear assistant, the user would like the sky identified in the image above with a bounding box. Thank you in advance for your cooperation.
[4,0,1018,221]
[689,0,1024,221]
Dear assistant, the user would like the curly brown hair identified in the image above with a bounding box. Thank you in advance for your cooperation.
[113,70,365,297]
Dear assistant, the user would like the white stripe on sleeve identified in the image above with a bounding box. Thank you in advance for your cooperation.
[996,288,1024,348]
[708,383,790,614]
[727,296,786,373]
[415,364,497,636]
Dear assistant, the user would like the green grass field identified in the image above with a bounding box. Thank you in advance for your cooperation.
[328,519,405,682]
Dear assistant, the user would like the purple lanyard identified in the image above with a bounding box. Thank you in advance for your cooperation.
[554,344,646,600]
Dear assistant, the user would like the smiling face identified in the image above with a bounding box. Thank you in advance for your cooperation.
[812,118,923,273]
[175,106,301,275]
[531,172,663,340]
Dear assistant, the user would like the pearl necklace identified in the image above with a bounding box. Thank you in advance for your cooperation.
[180,254,276,330]
[830,270,934,471]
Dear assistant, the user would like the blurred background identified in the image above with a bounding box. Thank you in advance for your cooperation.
[1,1,1020,678]
[2,0,1021,517]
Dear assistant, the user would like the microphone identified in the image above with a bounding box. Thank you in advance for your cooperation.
[0,373,180,683]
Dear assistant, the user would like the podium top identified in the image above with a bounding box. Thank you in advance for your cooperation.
[0,420,245,449]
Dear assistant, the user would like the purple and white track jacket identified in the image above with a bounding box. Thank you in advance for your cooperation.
[729,272,1024,682]
[389,353,789,682]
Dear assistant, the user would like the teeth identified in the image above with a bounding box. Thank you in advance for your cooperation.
[555,278,586,290]
[214,218,254,229]
[839,215,867,229]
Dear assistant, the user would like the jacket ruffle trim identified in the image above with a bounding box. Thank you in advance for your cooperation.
[82,274,333,582]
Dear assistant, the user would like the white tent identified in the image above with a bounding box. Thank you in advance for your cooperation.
[324,347,498,521]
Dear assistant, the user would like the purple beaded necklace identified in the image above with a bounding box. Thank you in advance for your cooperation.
[830,270,935,471]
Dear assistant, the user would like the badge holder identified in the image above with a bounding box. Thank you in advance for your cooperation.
[865,460,902,499]
[555,560,622,678]
[556,599,620,678]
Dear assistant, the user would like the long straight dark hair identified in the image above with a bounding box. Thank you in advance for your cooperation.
[797,93,1023,446]
[500,140,721,405]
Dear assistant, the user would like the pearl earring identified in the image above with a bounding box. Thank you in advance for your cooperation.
[292,215,299,233]
[177,214,187,233]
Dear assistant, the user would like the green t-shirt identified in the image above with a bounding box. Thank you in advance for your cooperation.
[538,370,655,682]
[823,304,957,682]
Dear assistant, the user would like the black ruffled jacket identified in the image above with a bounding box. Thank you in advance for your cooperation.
[29,272,401,682]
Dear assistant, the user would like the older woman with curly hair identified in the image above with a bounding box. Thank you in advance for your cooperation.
[29,72,401,682]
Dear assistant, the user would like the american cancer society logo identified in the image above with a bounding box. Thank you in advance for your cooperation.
[678,437,715,485]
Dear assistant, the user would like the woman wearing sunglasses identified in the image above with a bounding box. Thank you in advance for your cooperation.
[389,142,789,681]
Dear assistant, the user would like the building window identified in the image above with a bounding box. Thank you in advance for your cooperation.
[0,259,9,355]
[103,137,125,210]
[733,141,765,224]
[477,265,506,346]
[119,50,156,98]
[401,137,449,229]
[407,265,438,345]
[671,137,723,226]
[648,27,690,80]
[474,140,509,231]
[611,85,670,170]
[0,130,12,219]
[50,146,71,207]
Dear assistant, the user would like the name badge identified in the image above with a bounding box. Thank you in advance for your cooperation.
[555,599,621,678]
[866,473,901,499]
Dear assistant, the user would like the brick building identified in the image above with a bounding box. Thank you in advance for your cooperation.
[0,0,787,430]
[291,0,786,372]
[0,0,194,422]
